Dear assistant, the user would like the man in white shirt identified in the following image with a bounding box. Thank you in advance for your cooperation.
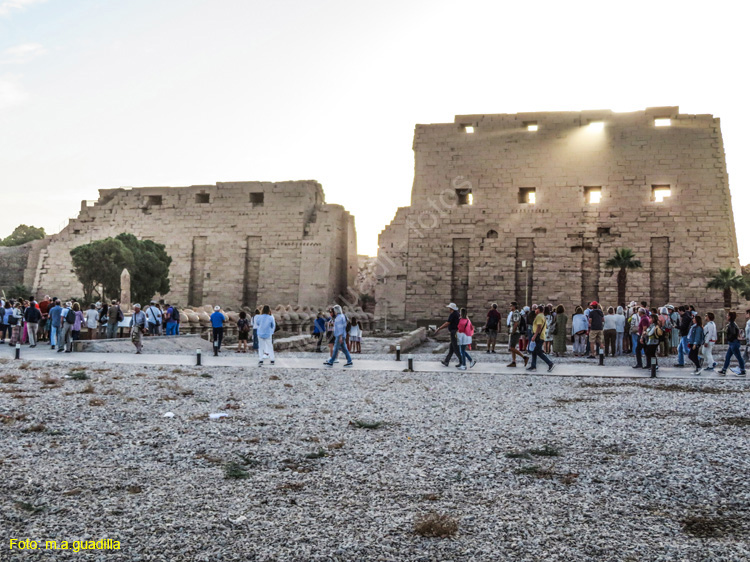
[130,304,147,354]
[702,312,718,371]
[145,301,163,336]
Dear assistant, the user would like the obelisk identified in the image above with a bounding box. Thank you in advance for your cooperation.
[120,268,131,312]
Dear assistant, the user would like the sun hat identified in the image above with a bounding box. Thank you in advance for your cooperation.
[214,306,221,311]
[446,303,459,311]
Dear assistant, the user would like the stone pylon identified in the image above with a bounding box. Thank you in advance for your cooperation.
[120,268,131,312]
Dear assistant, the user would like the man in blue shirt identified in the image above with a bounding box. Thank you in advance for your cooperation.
[210,306,225,353]
[313,312,327,352]
[255,305,276,366]
[48,300,62,350]
[324,305,353,367]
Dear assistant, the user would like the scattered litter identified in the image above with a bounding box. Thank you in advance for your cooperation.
[163,412,175,418]
[209,413,228,420]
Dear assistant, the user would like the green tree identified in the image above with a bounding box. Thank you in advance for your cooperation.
[70,238,134,303]
[605,248,643,305]
[706,267,746,309]
[114,234,172,305]
[0,225,46,247]
[1,284,31,300]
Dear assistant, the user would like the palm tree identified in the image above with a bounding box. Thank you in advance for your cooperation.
[605,248,643,305]
[706,267,746,309]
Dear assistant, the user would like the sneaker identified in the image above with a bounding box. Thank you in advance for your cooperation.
[737,371,747,377]
[692,369,702,376]
[457,365,467,371]
[506,362,516,368]
[704,367,714,372]
[632,365,642,369]
[548,363,555,373]
[50,346,55,350]
[440,360,449,367]
[491,350,497,354]
[673,364,685,368]
[526,366,536,371]
[323,361,331,366]
[259,361,264,366]
[344,362,353,367]
[486,351,491,354]
[334,360,339,364]
[586,356,596,359]
[470,360,476,368]
[712,362,717,369]
[523,356,529,367]
[270,361,275,365]
[717,370,726,376]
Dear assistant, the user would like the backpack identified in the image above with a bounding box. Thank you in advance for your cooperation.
[239,319,250,334]
[66,308,76,324]
[517,313,527,334]
[170,306,180,323]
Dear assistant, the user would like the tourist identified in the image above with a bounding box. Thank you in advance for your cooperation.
[9,302,23,346]
[614,306,626,355]
[657,307,671,357]
[97,303,108,338]
[643,313,662,371]
[129,303,147,354]
[71,302,84,341]
[552,305,567,357]
[745,309,750,362]
[57,301,74,353]
[632,309,650,369]
[456,308,476,370]
[107,300,123,339]
[628,304,640,356]
[506,302,529,367]
[526,304,555,372]
[325,307,335,360]
[0,301,10,344]
[571,306,588,357]
[313,312,326,352]
[702,312,718,371]
[349,316,362,353]
[210,306,225,353]
[687,314,705,375]
[543,305,555,354]
[256,304,277,366]
[165,303,180,336]
[675,306,692,367]
[718,311,746,376]
[667,305,680,354]
[525,305,535,347]
[485,303,501,354]
[603,307,617,357]
[23,299,41,348]
[324,304,353,367]
[145,301,162,336]
[252,308,261,351]
[38,295,50,343]
[587,301,604,358]
[48,299,62,349]
[436,303,461,368]
[85,304,99,340]
[236,311,250,353]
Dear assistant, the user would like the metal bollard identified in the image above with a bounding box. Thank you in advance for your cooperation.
[15,343,21,360]
[651,363,657,378]
[598,347,604,366]
[407,354,414,372]
[396,344,401,361]
[196,349,202,366]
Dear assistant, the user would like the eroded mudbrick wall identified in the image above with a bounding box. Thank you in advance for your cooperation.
[27,181,356,308]
[376,107,740,328]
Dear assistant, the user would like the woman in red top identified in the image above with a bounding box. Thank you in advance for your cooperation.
[457,308,476,370]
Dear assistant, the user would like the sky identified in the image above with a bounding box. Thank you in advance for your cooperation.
[1,0,747,262]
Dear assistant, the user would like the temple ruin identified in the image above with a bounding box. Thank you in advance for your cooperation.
[375,107,741,328]
[2,181,356,309]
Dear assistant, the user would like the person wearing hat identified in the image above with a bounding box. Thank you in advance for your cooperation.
[130,304,147,354]
[145,301,163,336]
[435,303,461,367]
[210,306,225,353]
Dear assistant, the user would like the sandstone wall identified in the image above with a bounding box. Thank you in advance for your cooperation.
[376,107,740,328]
[28,181,355,308]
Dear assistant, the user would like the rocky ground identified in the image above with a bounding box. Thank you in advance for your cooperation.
[2,357,749,561]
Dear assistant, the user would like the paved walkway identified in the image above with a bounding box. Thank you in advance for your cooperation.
[3,345,748,382]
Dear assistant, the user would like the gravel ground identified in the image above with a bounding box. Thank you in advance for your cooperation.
[2,357,749,561]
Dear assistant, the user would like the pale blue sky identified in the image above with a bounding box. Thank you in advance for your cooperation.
[1,0,747,262]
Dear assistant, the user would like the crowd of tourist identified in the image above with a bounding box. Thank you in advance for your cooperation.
[434,299,748,376]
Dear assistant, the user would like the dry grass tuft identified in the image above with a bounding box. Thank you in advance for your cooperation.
[268,375,281,381]
[0,373,19,384]
[89,398,105,406]
[18,362,31,370]
[79,383,95,394]
[277,482,305,491]
[414,512,459,538]
[327,441,345,450]
[25,422,47,433]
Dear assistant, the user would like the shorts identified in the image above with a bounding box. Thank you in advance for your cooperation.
[486,328,498,338]
[327,333,335,344]
[350,336,361,342]
[238,332,249,342]
[509,332,521,348]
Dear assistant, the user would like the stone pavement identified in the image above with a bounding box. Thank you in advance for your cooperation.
[3,345,748,382]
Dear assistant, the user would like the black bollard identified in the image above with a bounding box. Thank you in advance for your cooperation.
[598,347,604,366]
[196,349,202,366]
[15,343,20,360]
[651,363,657,378]
[396,344,401,361]
[407,354,414,372]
